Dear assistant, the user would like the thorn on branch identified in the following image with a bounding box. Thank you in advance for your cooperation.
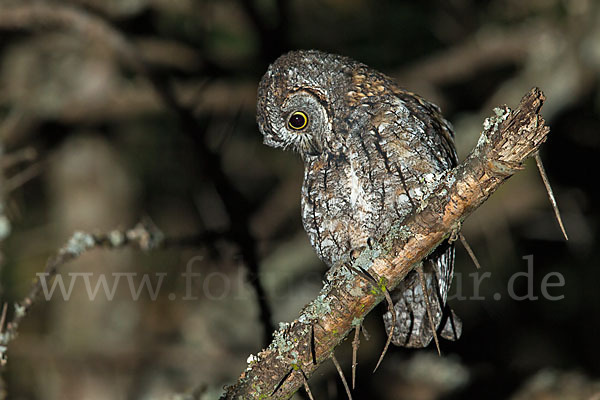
[351,324,360,389]
[302,370,315,400]
[459,233,482,270]
[361,324,371,341]
[373,286,395,373]
[332,353,353,400]
[535,153,569,241]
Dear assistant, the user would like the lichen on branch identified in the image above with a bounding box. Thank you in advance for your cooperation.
[221,88,550,400]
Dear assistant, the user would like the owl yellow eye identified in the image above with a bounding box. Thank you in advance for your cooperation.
[288,111,308,130]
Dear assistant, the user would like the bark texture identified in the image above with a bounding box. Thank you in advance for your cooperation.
[222,88,549,399]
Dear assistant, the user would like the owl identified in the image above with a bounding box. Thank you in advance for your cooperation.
[257,50,461,349]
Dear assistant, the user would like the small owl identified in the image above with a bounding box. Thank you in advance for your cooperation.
[257,50,461,348]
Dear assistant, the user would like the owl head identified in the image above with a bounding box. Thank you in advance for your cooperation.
[257,50,356,158]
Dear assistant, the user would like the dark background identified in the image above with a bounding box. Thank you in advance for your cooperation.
[0,0,599,399]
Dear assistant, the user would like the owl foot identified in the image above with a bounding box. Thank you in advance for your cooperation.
[348,237,377,262]
[345,259,396,373]
[448,221,461,242]
[367,272,396,373]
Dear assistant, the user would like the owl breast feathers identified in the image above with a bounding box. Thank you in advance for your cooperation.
[257,50,462,348]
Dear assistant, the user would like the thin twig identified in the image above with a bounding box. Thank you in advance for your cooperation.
[4,160,45,193]
[459,233,482,269]
[351,324,360,389]
[0,147,37,170]
[331,354,352,400]
[535,153,569,240]
[301,369,315,400]
[361,324,370,341]
[0,219,164,361]
[373,287,395,372]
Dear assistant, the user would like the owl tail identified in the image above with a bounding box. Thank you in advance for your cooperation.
[440,308,462,342]
[383,294,462,348]
[382,243,461,348]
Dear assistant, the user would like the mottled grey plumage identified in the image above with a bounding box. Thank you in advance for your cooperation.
[257,50,461,348]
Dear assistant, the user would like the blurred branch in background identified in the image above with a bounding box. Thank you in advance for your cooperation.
[0,0,597,399]
[0,219,164,358]
[0,1,277,347]
[0,144,39,291]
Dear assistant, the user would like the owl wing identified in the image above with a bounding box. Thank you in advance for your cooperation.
[373,90,461,347]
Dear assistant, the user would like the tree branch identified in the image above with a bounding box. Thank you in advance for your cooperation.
[0,218,165,365]
[220,88,550,399]
[0,1,276,345]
